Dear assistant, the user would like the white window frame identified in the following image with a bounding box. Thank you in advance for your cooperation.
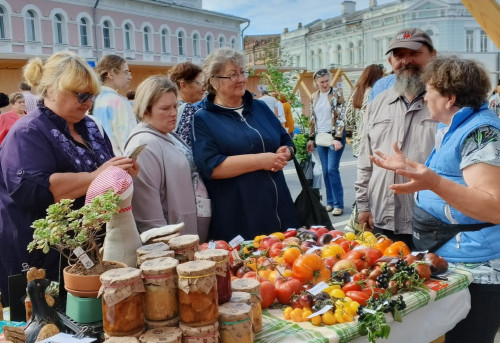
[177,30,185,55]
[206,34,213,55]
[192,32,200,56]
[161,27,170,54]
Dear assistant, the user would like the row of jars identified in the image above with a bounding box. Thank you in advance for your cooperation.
[99,234,262,342]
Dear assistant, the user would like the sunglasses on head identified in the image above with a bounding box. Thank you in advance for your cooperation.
[313,69,329,79]
[73,91,96,104]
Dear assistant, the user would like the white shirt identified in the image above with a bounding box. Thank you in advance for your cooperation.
[314,92,332,133]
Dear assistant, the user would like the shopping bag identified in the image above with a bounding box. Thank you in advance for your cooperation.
[300,155,314,187]
[290,150,333,229]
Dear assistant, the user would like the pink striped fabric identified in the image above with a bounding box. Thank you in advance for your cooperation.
[85,166,132,204]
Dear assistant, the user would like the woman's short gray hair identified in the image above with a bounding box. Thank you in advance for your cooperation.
[133,75,178,121]
[202,48,245,95]
[421,56,491,111]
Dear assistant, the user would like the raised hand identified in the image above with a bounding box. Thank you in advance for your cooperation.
[390,159,441,194]
[370,142,410,172]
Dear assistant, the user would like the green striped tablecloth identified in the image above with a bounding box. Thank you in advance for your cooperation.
[255,270,473,343]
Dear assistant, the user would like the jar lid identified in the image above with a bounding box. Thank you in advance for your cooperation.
[151,232,181,244]
[137,242,169,256]
[139,327,182,343]
[176,260,215,277]
[229,291,251,304]
[179,321,219,336]
[168,235,200,250]
[145,316,179,329]
[231,278,260,293]
[218,302,252,322]
[194,249,229,263]
[140,257,178,276]
[100,267,142,286]
[137,250,175,265]
[104,337,139,343]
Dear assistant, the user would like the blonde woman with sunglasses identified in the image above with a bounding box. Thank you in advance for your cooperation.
[0,51,139,304]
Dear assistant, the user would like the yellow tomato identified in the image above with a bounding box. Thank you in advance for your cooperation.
[283,306,293,320]
[270,232,286,241]
[334,309,345,324]
[246,257,257,271]
[268,270,279,284]
[343,313,354,322]
[330,289,345,299]
[283,247,302,265]
[302,308,313,321]
[349,301,360,314]
[323,284,340,294]
[344,232,358,241]
[282,269,294,278]
[258,268,272,281]
[321,310,337,325]
[311,315,322,326]
[321,244,346,259]
[290,308,304,322]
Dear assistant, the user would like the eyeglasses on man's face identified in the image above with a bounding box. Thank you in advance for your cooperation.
[215,70,249,82]
[73,91,96,104]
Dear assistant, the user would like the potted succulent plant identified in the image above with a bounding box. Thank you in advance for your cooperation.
[28,189,123,297]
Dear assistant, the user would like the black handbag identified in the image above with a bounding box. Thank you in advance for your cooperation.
[290,150,333,229]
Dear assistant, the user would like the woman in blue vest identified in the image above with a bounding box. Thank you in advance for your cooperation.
[371,56,500,343]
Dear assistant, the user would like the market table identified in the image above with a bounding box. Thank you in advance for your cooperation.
[255,269,472,343]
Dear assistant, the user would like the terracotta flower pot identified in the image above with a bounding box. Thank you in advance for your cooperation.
[63,261,127,298]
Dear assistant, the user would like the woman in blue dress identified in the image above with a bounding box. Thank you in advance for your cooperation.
[0,51,138,304]
[192,48,298,242]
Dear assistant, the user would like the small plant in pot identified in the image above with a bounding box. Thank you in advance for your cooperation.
[28,189,123,297]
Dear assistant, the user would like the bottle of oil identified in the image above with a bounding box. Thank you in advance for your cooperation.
[0,292,4,320]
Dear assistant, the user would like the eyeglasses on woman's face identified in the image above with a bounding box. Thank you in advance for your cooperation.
[214,70,249,82]
[73,91,96,104]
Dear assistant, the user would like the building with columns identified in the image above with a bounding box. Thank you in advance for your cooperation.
[279,0,499,86]
[0,0,248,93]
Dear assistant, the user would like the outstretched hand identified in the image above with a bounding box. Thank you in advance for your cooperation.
[370,142,409,171]
[390,159,441,194]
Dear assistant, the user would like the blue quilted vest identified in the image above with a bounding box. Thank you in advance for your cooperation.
[416,104,500,262]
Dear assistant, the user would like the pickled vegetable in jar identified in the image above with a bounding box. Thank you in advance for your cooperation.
[137,242,169,258]
[177,260,218,326]
[140,257,179,321]
[99,267,145,337]
[179,321,219,343]
[218,302,253,343]
[231,278,262,333]
[169,235,200,263]
[137,250,174,267]
[139,327,182,343]
[194,249,231,305]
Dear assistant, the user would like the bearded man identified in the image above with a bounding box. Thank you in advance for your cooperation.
[355,28,437,248]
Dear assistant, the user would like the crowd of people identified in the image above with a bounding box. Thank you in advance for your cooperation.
[0,27,499,341]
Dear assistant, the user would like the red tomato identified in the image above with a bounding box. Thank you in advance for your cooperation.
[309,226,329,238]
[258,236,281,250]
[362,287,386,299]
[275,277,304,304]
[352,273,367,282]
[323,256,340,270]
[199,240,231,251]
[268,242,284,258]
[260,280,277,309]
[342,281,362,293]
[284,230,297,238]
[339,240,359,253]
[343,248,383,270]
[345,290,370,306]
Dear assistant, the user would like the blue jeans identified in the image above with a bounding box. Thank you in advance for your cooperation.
[317,134,345,209]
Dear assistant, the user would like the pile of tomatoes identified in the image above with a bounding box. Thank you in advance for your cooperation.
[207,227,449,327]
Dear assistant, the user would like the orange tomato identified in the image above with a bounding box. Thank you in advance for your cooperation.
[283,246,302,265]
[373,236,393,253]
[384,241,410,257]
[292,254,331,284]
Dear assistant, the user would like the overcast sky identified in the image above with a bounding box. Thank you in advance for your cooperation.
[203,0,395,35]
